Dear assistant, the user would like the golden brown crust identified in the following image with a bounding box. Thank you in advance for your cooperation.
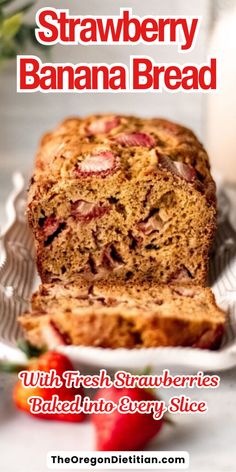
[28,114,216,285]
[19,282,225,350]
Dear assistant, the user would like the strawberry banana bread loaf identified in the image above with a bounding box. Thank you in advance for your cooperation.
[28,115,216,285]
[19,282,225,350]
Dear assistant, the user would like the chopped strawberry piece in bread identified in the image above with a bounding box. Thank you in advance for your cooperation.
[41,321,69,349]
[43,216,60,238]
[138,214,164,235]
[86,116,120,135]
[71,200,110,222]
[172,286,195,297]
[115,132,155,148]
[193,326,224,350]
[169,267,193,282]
[158,120,180,135]
[102,244,124,271]
[159,155,196,182]
[75,151,117,177]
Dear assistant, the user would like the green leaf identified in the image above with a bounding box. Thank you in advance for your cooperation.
[0,0,17,6]
[17,338,45,359]
[15,23,52,52]
[0,360,27,373]
[14,24,32,47]
[0,36,17,57]
[0,12,22,39]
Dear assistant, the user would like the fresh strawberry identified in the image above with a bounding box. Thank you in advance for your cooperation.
[92,386,164,451]
[13,379,54,420]
[13,381,85,422]
[115,132,155,148]
[87,116,120,135]
[71,200,111,222]
[75,151,117,177]
[159,155,196,182]
[28,350,73,376]
[13,351,85,423]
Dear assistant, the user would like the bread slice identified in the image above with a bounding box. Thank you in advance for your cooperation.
[28,115,216,286]
[19,282,225,350]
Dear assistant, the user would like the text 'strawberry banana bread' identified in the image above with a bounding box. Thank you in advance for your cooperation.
[19,283,225,350]
[28,115,216,285]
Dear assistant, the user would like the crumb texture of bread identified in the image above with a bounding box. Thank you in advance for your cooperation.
[28,115,216,286]
[19,282,225,350]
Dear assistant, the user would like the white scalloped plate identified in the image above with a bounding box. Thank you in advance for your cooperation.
[1,174,236,372]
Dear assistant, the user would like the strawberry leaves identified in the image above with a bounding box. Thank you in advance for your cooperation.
[0,0,49,66]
